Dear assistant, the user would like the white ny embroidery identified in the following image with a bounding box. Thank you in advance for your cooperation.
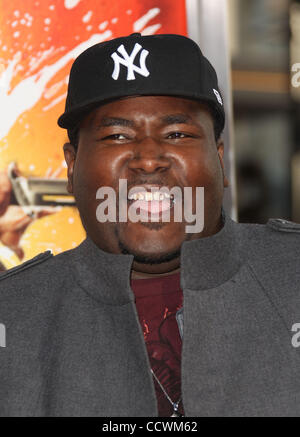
[111,43,150,81]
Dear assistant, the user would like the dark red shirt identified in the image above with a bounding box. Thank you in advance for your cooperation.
[131,272,184,416]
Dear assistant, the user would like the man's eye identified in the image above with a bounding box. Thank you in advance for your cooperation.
[104,134,127,140]
[167,132,190,139]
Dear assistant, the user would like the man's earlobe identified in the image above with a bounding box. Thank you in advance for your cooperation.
[223,173,230,188]
[63,143,76,194]
[217,141,229,188]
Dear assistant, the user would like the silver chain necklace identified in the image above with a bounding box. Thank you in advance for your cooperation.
[150,369,183,417]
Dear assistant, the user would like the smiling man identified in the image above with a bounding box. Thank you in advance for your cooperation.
[0,33,300,417]
[63,95,226,279]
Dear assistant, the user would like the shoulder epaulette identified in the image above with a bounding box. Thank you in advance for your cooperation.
[0,251,53,281]
[267,218,300,234]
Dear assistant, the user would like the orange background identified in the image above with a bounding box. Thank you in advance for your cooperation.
[0,0,187,268]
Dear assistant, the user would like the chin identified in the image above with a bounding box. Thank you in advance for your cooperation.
[120,220,185,239]
[120,220,183,246]
[117,232,182,265]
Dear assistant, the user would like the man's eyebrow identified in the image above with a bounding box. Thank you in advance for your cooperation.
[161,114,194,125]
[95,117,135,129]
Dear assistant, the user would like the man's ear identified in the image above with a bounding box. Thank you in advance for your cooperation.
[63,143,76,194]
[216,140,229,188]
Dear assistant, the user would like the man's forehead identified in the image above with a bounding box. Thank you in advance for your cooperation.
[82,96,213,128]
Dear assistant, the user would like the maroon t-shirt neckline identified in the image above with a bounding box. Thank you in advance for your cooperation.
[131,271,181,297]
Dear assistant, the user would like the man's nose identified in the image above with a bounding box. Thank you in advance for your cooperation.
[128,137,171,174]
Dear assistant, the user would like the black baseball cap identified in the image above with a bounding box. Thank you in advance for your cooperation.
[58,33,225,131]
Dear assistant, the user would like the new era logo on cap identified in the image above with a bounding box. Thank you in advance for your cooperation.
[213,88,223,106]
[111,43,150,81]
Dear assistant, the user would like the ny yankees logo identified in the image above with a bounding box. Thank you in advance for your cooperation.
[111,43,150,81]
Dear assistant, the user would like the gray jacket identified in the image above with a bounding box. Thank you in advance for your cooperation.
[0,215,300,417]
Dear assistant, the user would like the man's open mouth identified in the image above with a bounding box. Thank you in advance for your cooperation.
[128,189,175,214]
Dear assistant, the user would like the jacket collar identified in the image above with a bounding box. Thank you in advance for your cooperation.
[180,212,241,291]
[72,211,241,304]
[72,236,134,305]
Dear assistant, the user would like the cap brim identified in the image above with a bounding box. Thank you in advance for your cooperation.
[58,93,225,131]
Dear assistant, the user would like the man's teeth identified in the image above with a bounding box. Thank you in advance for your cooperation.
[128,192,172,201]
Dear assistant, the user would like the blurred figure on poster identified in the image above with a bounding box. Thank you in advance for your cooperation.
[0,165,58,269]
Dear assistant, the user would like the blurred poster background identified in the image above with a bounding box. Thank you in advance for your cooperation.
[0,0,187,270]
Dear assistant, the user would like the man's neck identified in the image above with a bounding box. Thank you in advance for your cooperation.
[131,267,180,280]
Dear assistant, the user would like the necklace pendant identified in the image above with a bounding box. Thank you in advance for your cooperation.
[171,402,182,417]
[171,411,182,417]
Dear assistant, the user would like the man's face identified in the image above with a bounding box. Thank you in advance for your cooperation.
[64,96,228,275]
